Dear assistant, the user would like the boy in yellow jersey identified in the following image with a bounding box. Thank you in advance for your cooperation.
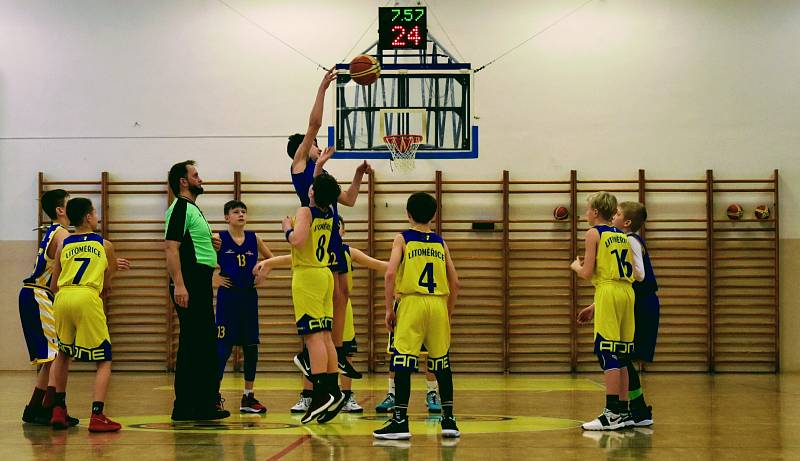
[49,198,120,432]
[571,191,635,431]
[374,192,461,440]
[256,216,387,414]
[282,173,347,424]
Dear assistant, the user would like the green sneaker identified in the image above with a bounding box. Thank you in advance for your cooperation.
[375,393,395,413]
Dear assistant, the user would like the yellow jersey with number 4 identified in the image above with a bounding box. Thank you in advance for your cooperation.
[57,233,108,292]
[591,225,634,286]
[292,207,334,268]
[396,229,450,296]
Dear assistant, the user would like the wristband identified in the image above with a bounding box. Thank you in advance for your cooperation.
[284,228,294,242]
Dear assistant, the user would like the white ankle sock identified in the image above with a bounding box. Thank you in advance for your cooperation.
[244,389,253,396]
[388,378,395,395]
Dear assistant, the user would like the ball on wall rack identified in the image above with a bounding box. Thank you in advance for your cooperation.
[754,205,770,220]
[553,206,569,221]
[726,204,743,220]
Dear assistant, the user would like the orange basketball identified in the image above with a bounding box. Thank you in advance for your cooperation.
[349,54,380,86]
[726,203,743,220]
[554,206,569,221]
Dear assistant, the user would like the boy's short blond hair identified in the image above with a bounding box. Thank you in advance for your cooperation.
[587,191,617,221]
[619,201,648,233]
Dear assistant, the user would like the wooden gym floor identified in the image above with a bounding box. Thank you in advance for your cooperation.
[0,371,797,460]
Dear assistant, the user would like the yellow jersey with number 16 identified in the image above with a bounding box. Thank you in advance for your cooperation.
[591,225,635,287]
[57,233,108,292]
[292,207,334,269]
[396,229,450,296]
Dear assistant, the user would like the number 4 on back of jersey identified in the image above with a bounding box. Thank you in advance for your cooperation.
[418,262,437,293]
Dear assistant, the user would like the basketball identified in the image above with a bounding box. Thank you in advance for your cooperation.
[726,203,743,220]
[349,54,380,85]
[554,206,569,221]
[754,205,771,220]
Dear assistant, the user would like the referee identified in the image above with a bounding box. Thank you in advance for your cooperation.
[165,160,229,421]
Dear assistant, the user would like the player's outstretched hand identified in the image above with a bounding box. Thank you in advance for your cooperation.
[577,304,595,325]
[173,284,189,308]
[116,258,131,271]
[318,146,335,167]
[385,308,397,333]
[356,161,373,176]
[320,68,337,91]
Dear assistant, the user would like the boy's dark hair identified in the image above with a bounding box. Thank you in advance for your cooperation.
[224,200,247,215]
[619,201,648,233]
[406,192,437,224]
[41,189,69,220]
[286,134,318,159]
[312,173,341,208]
[168,160,196,196]
[66,197,94,227]
[287,134,304,159]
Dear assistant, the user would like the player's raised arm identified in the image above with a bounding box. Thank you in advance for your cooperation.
[571,228,599,280]
[443,242,460,318]
[383,234,405,332]
[337,161,373,207]
[350,246,388,272]
[49,239,64,294]
[284,207,311,248]
[292,69,337,175]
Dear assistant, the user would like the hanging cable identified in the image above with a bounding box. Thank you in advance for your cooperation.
[474,0,596,73]
[422,0,466,62]
[214,0,330,71]
[340,15,379,62]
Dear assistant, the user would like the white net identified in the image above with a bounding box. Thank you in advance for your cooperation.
[384,134,423,173]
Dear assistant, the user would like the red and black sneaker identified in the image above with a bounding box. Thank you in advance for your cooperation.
[240,394,267,414]
[51,406,68,430]
[88,413,121,433]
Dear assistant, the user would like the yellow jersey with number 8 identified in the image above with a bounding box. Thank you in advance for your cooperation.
[396,229,450,296]
[57,233,108,292]
[292,207,334,268]
[591,225,634,286]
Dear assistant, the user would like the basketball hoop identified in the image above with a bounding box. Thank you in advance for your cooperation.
[384,134,423,173]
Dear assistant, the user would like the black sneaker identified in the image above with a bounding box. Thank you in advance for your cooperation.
[316,391,347,424]
[22,405,41,424]
[373,417,411,440]
[301,393,334,424]
[337,348,362,379]
[30,406,78,426]
[631,405,654,427]
[193,407,231,421]
[293,350,311,378]
[440,416,461,438]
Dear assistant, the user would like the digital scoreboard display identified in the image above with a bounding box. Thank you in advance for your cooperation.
[378,6,427,50]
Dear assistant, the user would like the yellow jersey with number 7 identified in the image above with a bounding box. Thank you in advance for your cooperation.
[591,225,635,286]
[291,206,334,268]
[396,229,450,296]
[57,233,108,292]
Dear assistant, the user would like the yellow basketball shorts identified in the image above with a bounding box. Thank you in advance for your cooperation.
[593,281,635,371]
[54,287,112,362]
[340,298,358,354]
[391,294,451,372]
[291,267,334,335]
